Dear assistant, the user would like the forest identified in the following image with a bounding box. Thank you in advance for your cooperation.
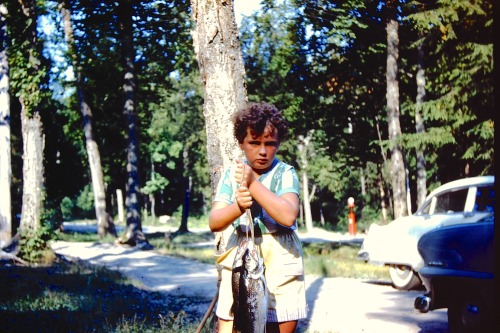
[0,0,494,255]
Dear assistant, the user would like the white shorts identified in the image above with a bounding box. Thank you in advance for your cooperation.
[215,228,308,322]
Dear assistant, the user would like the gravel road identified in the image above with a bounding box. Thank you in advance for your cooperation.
[54,223,449,332]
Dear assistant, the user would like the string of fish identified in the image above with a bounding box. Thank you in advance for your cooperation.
[231,164,268,333]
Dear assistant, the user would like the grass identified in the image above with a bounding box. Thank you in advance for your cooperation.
[1,218,389,332]
[0,259,212,333]
[301,242,389,280]
[56,220,390,280]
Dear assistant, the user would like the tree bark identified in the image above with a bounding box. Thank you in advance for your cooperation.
[19,100,44,234]
[297,131,314,231]
[190,0,247,193]
[302,172,314,231]
[377,166,388,224]
[18,0,44,236]
[59,1,115,238]
[385,0,408,219]
[415,43,427,208]
[0,4,12,246]
[117,0,149,248]
[190,0,247,253]
[179,176,191,233]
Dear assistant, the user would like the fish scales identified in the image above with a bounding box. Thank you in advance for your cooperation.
[232,238,267,333]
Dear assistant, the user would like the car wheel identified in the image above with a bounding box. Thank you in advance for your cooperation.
[447,293,492,333]
[388,265,421,290]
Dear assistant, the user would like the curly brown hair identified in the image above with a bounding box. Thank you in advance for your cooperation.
[233,102,289,144]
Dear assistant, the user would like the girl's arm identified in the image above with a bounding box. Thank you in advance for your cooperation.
[209,180,253,232]
[248,181,299,227]
[235,162,299,227]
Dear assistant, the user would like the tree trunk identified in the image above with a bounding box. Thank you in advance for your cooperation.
[178,176,191,233]
[190,0,247,193]
[386,0,408,219]
[190,0,247,253]
[415,43,427,208]
[375,117,390,223]
[59,1,115,238]
[297,131,314,231]
[117,0,149,248]
[0,4,12,246]
[302,172,314,231]
[18,0,44,236]
[19,101,44,234]
[377,164,388,224]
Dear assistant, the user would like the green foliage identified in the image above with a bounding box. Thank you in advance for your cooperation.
[60,196,75,221]
[41,205,63,230]
[4,0,493,238]
[302,242,389,280]
[141,70,209,215]
[239,0,492,226]
[142,173,170,196]
[76,184,95,216]
[405,0,494,177]
[18,224,55,264]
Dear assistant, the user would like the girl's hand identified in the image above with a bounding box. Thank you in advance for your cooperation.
[234,160,255,186]
[235,180,253,211]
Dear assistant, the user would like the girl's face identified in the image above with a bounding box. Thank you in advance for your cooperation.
[239,125,279,174]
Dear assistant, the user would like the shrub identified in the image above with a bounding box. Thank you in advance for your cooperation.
[18,224,56,264]
[60,196,75,221]
[76,184,95,218]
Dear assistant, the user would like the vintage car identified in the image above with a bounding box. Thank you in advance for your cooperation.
[356,175,494,290]
[414,216,494,333]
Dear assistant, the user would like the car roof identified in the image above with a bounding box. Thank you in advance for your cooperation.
[425,175,495,200]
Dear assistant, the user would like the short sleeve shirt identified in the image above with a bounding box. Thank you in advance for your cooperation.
[213,158,300,234]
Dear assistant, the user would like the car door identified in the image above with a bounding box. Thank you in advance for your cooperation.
[406,187,470,268]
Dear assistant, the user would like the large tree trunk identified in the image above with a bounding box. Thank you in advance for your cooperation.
[19,101,44,234]
[59,1,115,238]
[190,0,247,253]
[0,4,12,246]
[18,0,45,236]
[415,43,427,208]
[117,0,149,248]
[190,0,247,191]
[385,0,408,219]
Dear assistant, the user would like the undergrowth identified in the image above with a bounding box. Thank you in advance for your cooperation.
[0,259,214,333]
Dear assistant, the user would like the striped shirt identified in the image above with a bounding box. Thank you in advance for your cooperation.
[213,158,300,234]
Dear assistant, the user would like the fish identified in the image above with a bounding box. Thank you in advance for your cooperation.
[232,237,268,333]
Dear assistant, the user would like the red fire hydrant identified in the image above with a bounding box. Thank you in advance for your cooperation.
[348,197,356,236]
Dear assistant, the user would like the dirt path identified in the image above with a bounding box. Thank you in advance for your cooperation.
[51,238,448,333]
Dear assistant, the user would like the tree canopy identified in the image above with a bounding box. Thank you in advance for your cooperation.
[1,0,493,236]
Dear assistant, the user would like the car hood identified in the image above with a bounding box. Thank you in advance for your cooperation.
[358,214,453,269]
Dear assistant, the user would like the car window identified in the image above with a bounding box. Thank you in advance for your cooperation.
[473,185,495,213]
[419,199,433,215]
[433,188,468,214]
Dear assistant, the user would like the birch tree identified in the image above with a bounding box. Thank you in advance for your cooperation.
[297,131,314,231]
[0,4,11,246]
[190,0,247,252]
[385,0,408,219]
[59,0,115,237]
[414,43,427,207]
[17,0,45,237]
